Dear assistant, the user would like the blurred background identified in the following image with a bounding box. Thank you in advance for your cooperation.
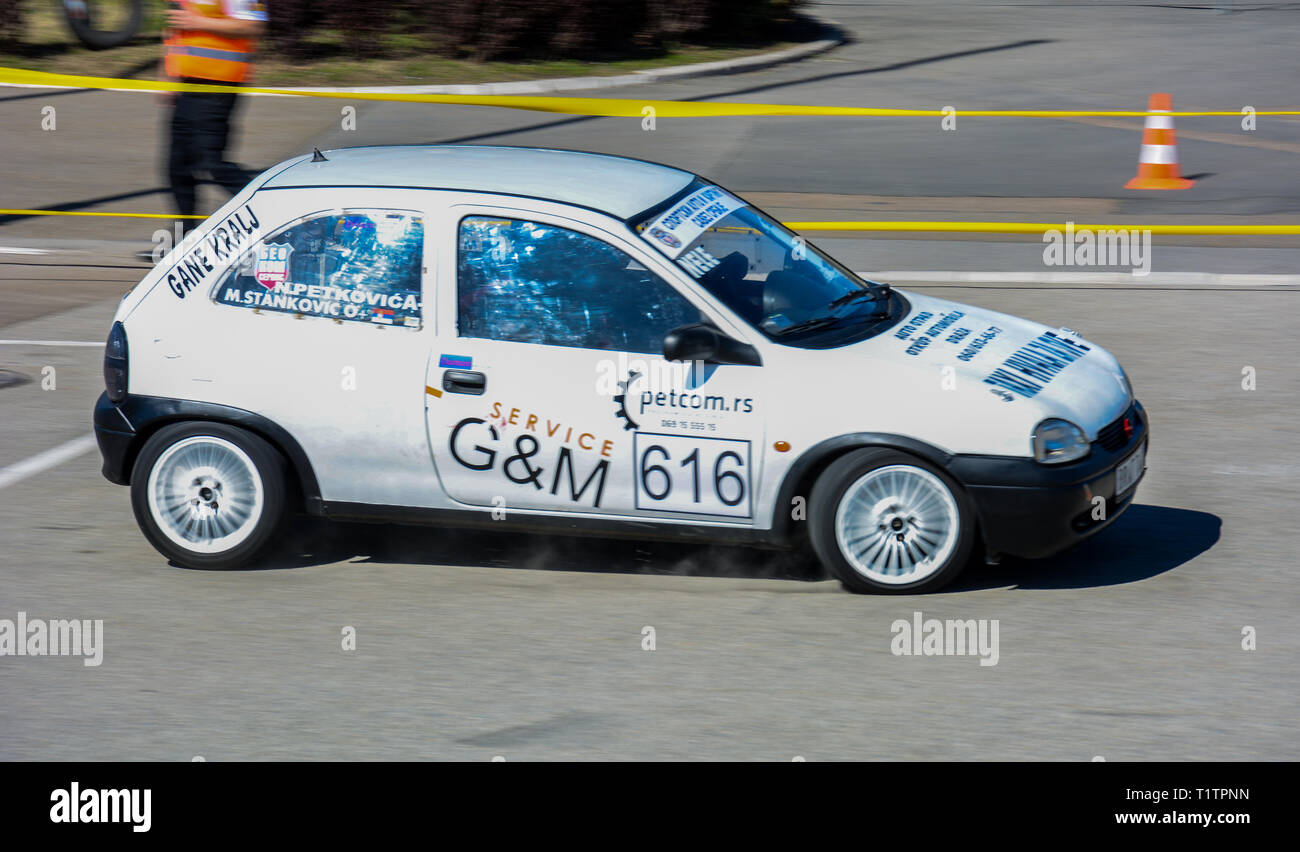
[0,0,809,85]
[0,1,1296,761]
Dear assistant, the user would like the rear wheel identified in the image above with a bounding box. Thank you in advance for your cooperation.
[809,448,974,594]
[130,422,288,570]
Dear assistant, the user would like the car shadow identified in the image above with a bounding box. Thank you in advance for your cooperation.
[270,517,821,582]
[253,503,1219,592]
[952,504,1221,592]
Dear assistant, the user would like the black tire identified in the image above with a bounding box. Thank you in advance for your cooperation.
[809,448,974,594]
[63,0,144,50]
[130,422,288,570]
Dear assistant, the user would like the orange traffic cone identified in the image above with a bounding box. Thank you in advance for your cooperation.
[1125,93,1194,190]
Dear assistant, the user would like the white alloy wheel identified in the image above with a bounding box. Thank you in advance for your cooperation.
[833,464,961,586]
[146,435,266,554]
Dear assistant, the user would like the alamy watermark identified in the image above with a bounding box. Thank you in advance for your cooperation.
[594,352,706,398]
[50,782,150,832]
[891,611,999,666]
[0,612,103,666]
[1043,222,1152,276]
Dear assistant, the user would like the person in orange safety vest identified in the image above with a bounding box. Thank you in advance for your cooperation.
[160,1,268,228]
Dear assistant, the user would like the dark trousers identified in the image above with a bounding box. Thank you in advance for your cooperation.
[168,80,254,224]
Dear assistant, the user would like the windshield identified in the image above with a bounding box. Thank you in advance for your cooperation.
[636,181,906,348]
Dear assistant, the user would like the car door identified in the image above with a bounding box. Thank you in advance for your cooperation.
[426,202,767,523]
[196,187,440,507]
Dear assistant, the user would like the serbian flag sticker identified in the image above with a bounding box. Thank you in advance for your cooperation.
[371,307,395,324]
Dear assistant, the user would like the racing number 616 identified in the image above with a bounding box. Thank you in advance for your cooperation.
[634,433,752,518]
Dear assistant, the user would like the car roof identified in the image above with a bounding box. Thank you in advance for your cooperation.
[260,145,698,220]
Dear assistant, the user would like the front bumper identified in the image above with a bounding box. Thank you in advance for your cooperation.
[94,391,136,485]
[948,401,1148,559]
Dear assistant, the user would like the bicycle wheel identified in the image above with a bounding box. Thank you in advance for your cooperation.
[62,0,144,50]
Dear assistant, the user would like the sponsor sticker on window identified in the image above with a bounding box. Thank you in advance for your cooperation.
[214,211,424,328]
[641,186,747,259]
[255,242,292,290]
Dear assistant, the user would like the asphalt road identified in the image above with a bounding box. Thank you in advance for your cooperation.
[1,1,1297,760]
[1,264,1296,760]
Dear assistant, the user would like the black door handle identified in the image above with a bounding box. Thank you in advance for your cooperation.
[443,369,486,395]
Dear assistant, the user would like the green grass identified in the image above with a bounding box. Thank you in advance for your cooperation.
[1,3,800,87]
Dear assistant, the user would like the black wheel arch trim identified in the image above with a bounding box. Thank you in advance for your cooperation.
[94,392,322,512]
[771,432,957,538]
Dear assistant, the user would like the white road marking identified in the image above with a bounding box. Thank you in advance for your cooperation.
[0,247,49,255]
[0,339,103,347]
[0,434,98,492]
[862,271,1300,286]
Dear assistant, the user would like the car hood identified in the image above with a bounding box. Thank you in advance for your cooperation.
[840,289,1133,453]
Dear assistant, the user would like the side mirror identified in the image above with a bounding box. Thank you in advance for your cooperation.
[662,323,762,366]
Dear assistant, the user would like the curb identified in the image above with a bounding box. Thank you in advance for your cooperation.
[271,21,845,96]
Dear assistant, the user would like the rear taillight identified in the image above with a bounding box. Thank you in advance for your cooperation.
[104,321,128,402]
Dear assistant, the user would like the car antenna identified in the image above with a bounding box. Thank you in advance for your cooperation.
[311,147,328,162]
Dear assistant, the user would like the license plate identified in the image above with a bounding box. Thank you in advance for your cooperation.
[1115,444,1145,496]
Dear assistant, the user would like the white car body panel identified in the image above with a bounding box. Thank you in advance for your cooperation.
[119,185,440,506]
[110,146,1136,536]
[259,145,696,220]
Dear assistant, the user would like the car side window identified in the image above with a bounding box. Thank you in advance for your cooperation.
[457,216,700,353]
[214,210,424,327]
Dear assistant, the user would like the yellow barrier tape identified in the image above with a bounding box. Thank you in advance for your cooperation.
[785,222,1300,235]
[0,209,204,219]
[2,206,1297,235]
[3,67,1299,118]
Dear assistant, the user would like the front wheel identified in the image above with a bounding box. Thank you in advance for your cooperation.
[130,422,288,570]
[809,448,974,594]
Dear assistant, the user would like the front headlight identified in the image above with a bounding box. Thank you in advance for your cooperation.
[1032,418,1089,464]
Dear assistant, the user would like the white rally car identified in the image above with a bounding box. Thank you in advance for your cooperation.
[94,145,1147,593]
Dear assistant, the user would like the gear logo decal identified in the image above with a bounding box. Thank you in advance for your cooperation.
[613,371,641,431]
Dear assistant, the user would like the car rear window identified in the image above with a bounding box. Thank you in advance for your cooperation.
[213,210,424,328]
